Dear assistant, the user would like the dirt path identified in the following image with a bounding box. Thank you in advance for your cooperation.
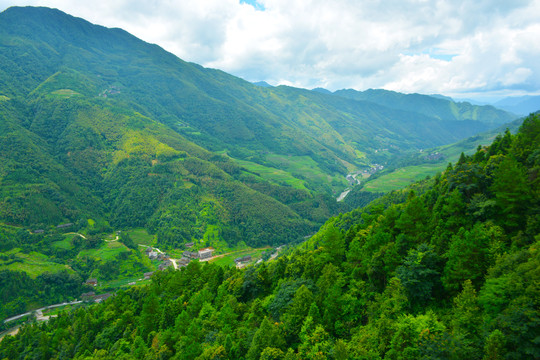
[104,235,119,242]
[65,232,87,239]
[203,247,272,263]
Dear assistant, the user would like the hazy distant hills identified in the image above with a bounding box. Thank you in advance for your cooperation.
[493,95,540,115]
[333,88,515,126]
[0,6,519,247]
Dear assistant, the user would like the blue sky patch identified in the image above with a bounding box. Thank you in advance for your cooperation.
[424,48,456,62]
[240,0,265,11]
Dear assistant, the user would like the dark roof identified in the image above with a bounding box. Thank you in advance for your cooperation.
[94,293,112,303]
[56,223,73,228]
[235,255,252,263]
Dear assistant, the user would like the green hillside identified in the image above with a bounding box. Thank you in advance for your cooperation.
[1,113,537,359]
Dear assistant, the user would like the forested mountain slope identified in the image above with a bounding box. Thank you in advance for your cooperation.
[2,114,537,359]
[0,6,519,249]
[0,6,516,178]
[0,76,316,248]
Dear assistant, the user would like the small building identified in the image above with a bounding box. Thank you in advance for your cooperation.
[56,223,73,229]
[81,291,96,301]
[198,247,214,260]
[183,251,199,259]
[159,260,172,271]
[177,257,190,267]
[94,293,112,303]
[234,255,252,265]
[85,278,98,287]
[33,229,44,234]
[144,272,154,280]
[185,242,194,248]
[148,251,158,260]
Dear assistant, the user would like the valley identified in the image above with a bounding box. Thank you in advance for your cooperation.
[0,6,538,360]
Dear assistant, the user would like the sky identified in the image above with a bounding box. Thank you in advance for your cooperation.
[1,0,540,101]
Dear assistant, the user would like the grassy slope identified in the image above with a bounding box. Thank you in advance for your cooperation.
[0,248,68,278]
[361,118,524,192]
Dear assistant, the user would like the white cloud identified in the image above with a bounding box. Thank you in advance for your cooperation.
[1,0,539,98]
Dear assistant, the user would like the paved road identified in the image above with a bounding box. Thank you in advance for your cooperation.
[3,300,83,323]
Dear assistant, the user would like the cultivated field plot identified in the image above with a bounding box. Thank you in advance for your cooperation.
[0,249,69,278]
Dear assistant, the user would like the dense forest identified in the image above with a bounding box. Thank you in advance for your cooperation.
[1,114,537,359]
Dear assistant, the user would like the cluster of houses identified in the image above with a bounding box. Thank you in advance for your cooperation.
[81,244,220,303]
[182,247,214,262]
[143,245,215,277]
[424,152,444,161]
[144,247,174,275]
[362,164,384,175]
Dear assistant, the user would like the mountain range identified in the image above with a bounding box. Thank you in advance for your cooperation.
[493,95,540,115]
[0,8,538,358]
[0,6,519,248]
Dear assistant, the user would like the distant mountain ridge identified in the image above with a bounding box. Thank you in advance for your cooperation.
[333,88,514,126]
[494,95,540,115]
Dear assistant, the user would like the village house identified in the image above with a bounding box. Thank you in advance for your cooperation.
[177,257,190,268]
[198,247,214,260]
[144,247,160,259]
[185,242,194,248]
[144,272,154,280]
[94,293,112,303]
[85,278,98,287]
[183,250,198,259]
[158,260,172,271]
[234,255,252,265]
[81,291,95,301]
[56,223,73,229]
